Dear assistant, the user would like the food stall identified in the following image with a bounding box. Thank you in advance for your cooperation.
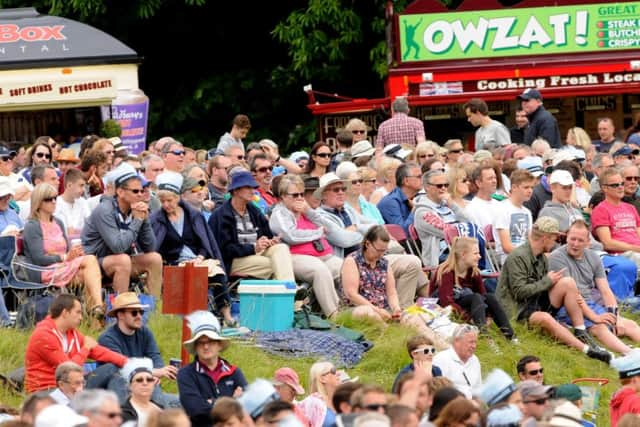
[306,0,640,147]
[0,7,148,153]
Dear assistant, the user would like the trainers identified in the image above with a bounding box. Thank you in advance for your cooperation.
[586,346,612,363]
[574,329,603,350]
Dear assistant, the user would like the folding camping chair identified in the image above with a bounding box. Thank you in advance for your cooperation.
[384,224,419,257]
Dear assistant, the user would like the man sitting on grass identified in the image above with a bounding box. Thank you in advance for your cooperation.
[24,294,127,393]
[549,219,640,355]
[497,216,611,363]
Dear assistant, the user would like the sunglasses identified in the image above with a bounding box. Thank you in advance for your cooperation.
[604,182,624,188]
[43,196,57,203]
[363,404,388,412]
[626,176,640,182]
[329,186,347,193]
[35,152,51,159]
[460,178,470,183]
[256,166,273,173]
[352,130,366,134]
[364,179,376,183]
[351,179,364,185]
[427,182,449,189]
[133,376,155,384]
[127,309,144,317]
[322,367,337,376]
[525,397,548,405]
[235,155,245,160]
[170,150,185,156]
[412,346,436,355]
[449,149,463,153]
[286,192,305,199]
[0,154,15,162]
[315,152,332,158]
[123,188,144,194]
[527,368,544,376]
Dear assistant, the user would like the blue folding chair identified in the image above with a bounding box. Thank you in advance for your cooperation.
[0,235,53,291]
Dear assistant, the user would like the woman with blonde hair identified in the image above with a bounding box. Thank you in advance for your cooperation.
[447,167,471,212]
[370,157,402,205]
[358,167,378,201]
[412,141,439,166]
[22,183,104,320]
[344,118,368,142]
[431,236,514,340]
[299,361,341,427]
[567,126,592,152]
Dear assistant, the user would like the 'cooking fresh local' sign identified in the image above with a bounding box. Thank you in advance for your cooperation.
[398,2,640,62]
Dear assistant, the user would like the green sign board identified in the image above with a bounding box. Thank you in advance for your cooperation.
[398,2,640,62]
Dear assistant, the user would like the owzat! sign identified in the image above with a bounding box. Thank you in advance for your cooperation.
[399,2,640,62]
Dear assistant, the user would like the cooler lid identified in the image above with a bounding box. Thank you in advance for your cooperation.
[238,285,297,294]
[239,280,296,290]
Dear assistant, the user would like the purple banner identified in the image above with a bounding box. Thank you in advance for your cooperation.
[104,100,149,155]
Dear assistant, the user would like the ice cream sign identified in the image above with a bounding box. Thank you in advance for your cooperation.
[399,2,640,62]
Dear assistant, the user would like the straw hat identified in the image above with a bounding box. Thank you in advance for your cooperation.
[106,292,150,317]
[57,148,80,163]
[183,310,229,354]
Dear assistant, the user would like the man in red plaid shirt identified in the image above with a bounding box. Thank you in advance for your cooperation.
[376,97,426,148]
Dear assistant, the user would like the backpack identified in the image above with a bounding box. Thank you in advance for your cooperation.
[16,292,55,329]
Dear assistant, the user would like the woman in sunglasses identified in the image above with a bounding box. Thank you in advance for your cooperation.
[447,167,472,214]
[150,172,234,327]
[92,139,116,171]
[269,174,342,318]
[299,361,341,427]
[305,141,332,178]
[336,162,384,225]
[120,358,163,426]
[20,140,54,183]
[431,236,515,341]
[22,183,105,323]
[391,335,442,393]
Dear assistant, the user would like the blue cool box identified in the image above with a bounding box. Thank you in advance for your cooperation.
[238,280,296,332]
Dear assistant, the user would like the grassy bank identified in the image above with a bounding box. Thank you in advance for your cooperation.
[0,310,622,424]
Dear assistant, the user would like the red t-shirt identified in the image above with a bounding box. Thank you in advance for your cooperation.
[591,199,640,252]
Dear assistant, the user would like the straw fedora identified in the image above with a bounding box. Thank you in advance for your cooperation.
[106,292,150,317]
[56,148,80,163]
[183,310,230,354]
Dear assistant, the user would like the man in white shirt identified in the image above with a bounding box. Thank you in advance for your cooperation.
[463,98,511,150]
[494,169,534,264]
[49,362,85,406]
[56,168,91,240]
[433,324,481,398]
[0,145,31,201]
[467,164,500,229]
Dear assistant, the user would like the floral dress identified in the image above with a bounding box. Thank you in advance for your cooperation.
[40,221,84,287]
[345,249,389,309]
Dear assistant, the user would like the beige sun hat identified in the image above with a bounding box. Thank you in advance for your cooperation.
[183,310,230,354]
[106,292,150,317]
[313,172,345,199]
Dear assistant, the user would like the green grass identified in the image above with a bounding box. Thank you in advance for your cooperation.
[0,310,626,425]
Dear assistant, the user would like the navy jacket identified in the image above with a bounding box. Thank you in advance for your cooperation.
[151,200,224,267]
[208,199,273,273]
[391,362,442,394]
[98,324,164,368]
[524,105,561,148]
[177,358,247,427]
[378,187,414,234]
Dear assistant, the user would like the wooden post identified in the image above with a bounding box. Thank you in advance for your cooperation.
[162,263,208,367]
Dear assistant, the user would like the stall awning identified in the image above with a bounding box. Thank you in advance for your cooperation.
[0,7,139,70]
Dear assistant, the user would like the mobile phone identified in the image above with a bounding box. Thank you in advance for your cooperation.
[312,240,325,252]
[169,358,181,369]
